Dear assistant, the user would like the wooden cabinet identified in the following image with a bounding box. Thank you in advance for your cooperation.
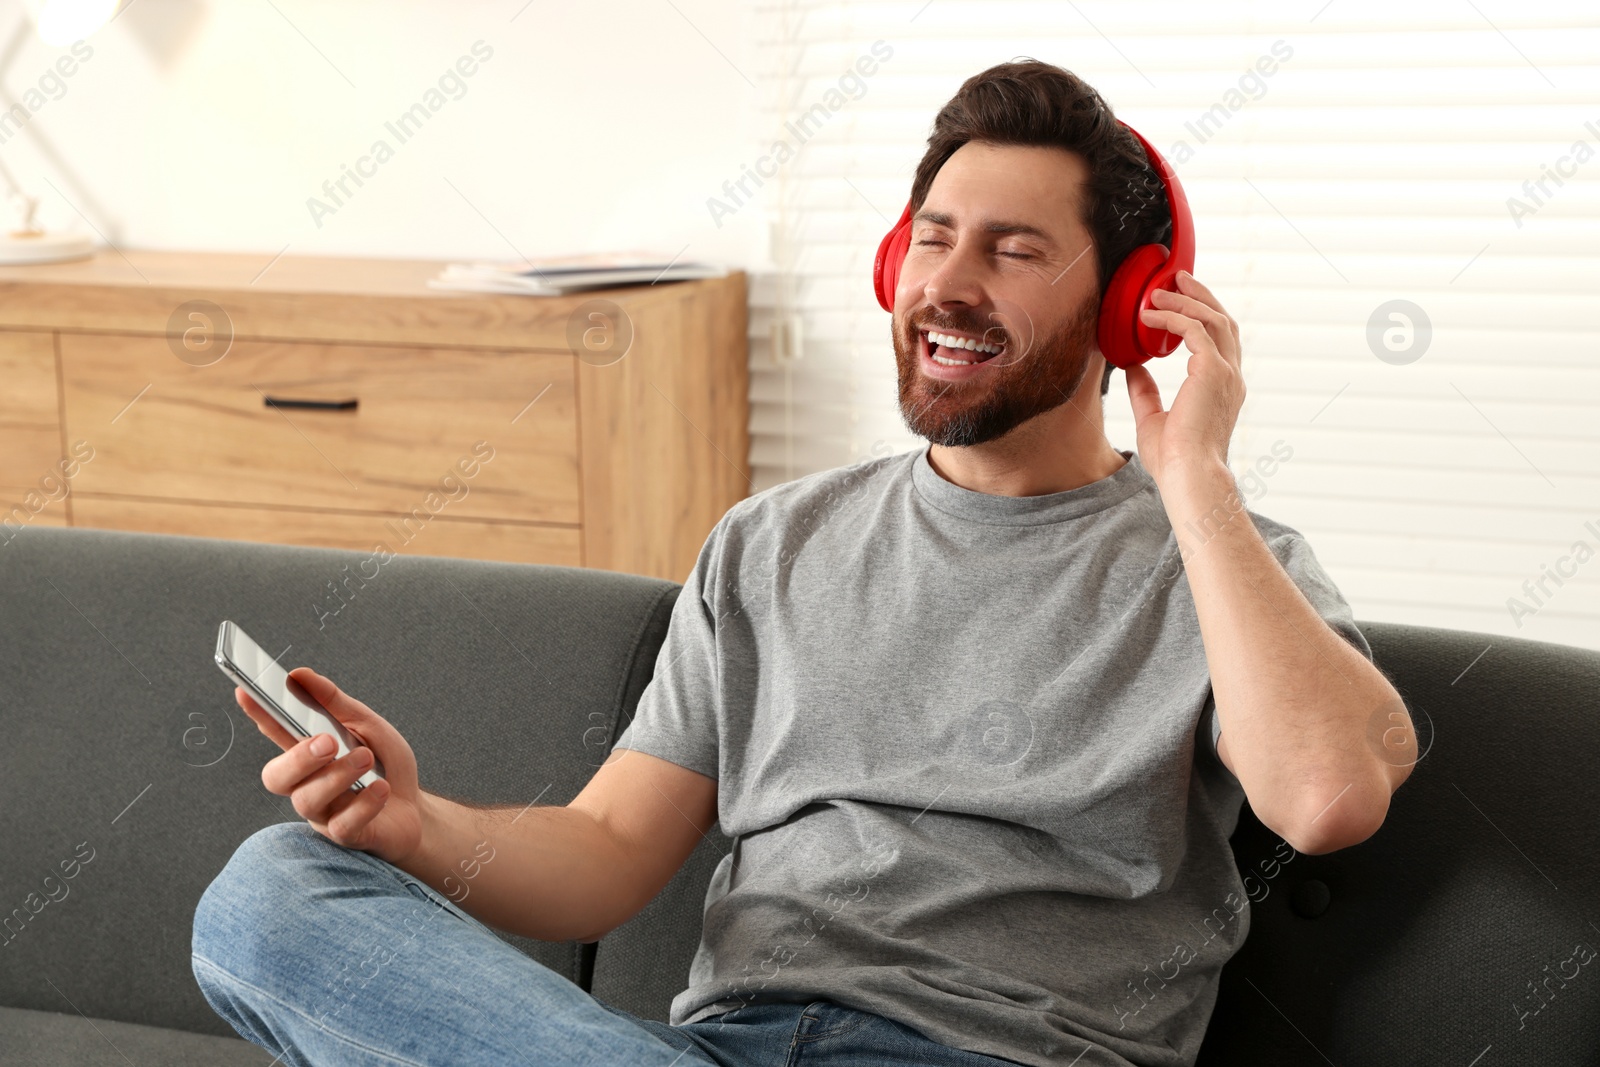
[59,335,582,522]
[0,251,749,580]
[0,330,61,487]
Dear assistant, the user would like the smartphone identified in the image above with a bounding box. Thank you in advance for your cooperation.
[214,620,384,790]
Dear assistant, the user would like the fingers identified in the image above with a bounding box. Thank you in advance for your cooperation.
[287,667,401,753]
[1139,306,1214,358]
[1152,288,1229,345]
[287,744,380,823]
[1173,269,1230,323]
[1140,305,1234,379]
[235,686,299,751]
[1166,272,1242,366]
[291,662,410,751]
[261,731,352,796]
[288,667,377,727]
[256,719,395,851]
[320,778,392,849]
[1124,363,1165,424]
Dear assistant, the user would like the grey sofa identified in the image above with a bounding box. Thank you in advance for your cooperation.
[2,526,1597,1066]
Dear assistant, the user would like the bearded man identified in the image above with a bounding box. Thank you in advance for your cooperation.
[194,59,1412,1067]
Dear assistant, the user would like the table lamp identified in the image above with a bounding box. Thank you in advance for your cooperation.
[0,0,122,264]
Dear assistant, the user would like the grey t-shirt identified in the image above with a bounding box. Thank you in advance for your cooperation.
[614,446,1370,1067]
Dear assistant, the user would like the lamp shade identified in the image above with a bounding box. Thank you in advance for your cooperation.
[26,0,121,46]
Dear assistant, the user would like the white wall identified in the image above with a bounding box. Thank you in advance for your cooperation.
[5,0,1596,651]
[0,0,762,264]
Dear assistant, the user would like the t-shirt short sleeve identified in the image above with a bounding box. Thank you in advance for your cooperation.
[611,519,726,781]
[1202,524,1372,773]
[1267,529,1372,663]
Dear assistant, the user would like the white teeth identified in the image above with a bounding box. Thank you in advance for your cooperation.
[926,330,1001,357]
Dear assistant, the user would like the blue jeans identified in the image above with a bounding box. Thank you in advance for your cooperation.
[192,823,1026,1067]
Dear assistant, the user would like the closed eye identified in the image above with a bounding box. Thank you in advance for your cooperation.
[915,239,1032,261]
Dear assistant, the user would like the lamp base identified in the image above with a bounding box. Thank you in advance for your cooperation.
[0,230,94,264]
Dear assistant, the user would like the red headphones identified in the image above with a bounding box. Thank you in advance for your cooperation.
[871,119,1194,370]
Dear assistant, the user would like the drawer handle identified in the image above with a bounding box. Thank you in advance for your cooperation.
[262,396,359,411]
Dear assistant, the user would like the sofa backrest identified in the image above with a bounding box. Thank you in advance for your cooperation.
[9,524,1598,1063]
[1196,622,1600,1064]
[0,527,676,1038]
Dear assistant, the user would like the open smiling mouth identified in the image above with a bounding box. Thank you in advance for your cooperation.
[922,329,1006,367]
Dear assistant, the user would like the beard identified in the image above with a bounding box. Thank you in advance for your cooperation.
[893,293,1100,448]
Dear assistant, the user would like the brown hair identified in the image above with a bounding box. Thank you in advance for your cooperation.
[909,59,1171,396]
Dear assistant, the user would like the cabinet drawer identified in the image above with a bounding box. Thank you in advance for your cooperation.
[60,334,579,523]
[72,496,581,566]
[0,330,61,488]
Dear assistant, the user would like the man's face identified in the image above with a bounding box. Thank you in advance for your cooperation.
[891,141,1102,447]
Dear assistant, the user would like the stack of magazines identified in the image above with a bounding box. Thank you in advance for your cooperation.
[428,253,726,296]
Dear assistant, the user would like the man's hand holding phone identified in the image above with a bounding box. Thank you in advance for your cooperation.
[220,627,720,947]
[235,668,423,866]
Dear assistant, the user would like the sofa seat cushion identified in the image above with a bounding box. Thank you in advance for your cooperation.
[0,1006,276,1065]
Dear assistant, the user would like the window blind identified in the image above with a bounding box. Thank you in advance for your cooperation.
[739,0,1600,649]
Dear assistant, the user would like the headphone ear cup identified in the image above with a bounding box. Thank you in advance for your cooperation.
[873,205,914,312]
[1096,244,1182,369]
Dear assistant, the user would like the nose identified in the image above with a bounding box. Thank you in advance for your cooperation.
[920,236,986,310]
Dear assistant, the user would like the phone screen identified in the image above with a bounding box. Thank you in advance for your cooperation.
[215,621,383,788]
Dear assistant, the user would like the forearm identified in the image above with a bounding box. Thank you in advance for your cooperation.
[1166,461,1413,852]
[394,791,641,943]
